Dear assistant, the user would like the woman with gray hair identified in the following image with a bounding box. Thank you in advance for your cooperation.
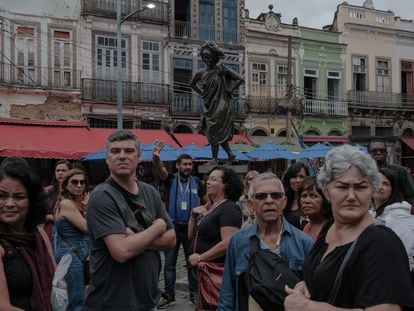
[285,144,414,311]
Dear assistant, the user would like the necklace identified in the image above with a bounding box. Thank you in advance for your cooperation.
[207,198,227,215]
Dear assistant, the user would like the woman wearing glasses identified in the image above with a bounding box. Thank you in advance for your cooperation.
[54,168,90,311]
[188,166,243,309]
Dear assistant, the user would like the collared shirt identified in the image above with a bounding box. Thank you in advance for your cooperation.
[218,217,314,311]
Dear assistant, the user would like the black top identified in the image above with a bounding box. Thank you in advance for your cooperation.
[303,222,414,309]
[1,238,32,310]
[194,200,242,263]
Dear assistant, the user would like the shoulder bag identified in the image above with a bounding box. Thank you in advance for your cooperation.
[57,233,89,286]
[193,229,225,310]
[239,235,300,311]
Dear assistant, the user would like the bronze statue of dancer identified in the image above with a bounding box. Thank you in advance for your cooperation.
[190,42,244,164]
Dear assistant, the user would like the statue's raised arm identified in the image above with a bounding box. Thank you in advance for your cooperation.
[190,42,244,164]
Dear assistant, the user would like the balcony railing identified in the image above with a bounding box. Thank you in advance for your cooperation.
[174,21,192,39]
[171,93,246,116]
[82,0,168,24]
[222,29,238,44]
[199,24,215,41]
[81,78,170,104]
[348,90,414,107]
[304,99,348,116]
[0,63,80,90]
[246,95,302,114]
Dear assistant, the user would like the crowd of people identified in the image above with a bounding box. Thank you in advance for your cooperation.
[1,132,414,310]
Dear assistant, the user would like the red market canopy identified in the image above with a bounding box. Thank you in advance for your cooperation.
[0,118,178,159]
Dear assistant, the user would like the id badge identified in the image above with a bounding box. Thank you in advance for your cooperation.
[181,201,188,211]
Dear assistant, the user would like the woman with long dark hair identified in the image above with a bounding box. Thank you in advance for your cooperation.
[282,162,310,229]
[0,161,55,310]
[44,160,72,240]
[298,176,331,241]
[373,168,414,270]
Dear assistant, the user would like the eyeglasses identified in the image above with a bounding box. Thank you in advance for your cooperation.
[369,148,386,154]
[253,192,285,201]
[70,179,85,186]
[207,176,222,182]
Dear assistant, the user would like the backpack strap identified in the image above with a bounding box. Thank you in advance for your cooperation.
[328,223,379,305]
[105,177,149,229]
[249,235,260,253]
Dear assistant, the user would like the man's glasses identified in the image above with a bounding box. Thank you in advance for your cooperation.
[70,179,85,186]
[253,192,285,201]
[369,148,386,154]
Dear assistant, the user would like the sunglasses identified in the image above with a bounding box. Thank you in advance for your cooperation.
[70,179,85,186]
[369,148,386,154]
[253,192,285,201]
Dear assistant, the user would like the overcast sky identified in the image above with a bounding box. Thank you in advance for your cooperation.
[245,0,414,29]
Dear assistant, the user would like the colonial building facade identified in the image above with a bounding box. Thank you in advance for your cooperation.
[0,0,82,120]
[329,0,414,164]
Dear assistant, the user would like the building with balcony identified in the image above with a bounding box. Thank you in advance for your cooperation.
[79,0,171,129]
[243,5,302,143]
[298,26,348,145]
[328,0,414,164]
[168,0,246,134]
[0,1,82,120]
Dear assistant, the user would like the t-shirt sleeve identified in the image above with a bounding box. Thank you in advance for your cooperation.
[87,189,128,240]
[351,226,414,308]
[218,202,242,229]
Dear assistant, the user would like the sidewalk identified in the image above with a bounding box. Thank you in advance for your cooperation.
[158,245,190,292]
[158,245,193,310]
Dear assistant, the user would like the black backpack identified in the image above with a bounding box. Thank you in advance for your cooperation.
[238,236,301,311]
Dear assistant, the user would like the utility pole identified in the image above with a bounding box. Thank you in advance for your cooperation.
[286,36,293,142]
[116,2,155,130]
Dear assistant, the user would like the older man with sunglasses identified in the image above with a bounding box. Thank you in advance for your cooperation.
[219,172,313,310]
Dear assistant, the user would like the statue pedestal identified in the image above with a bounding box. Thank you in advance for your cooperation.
[198,164,248,174]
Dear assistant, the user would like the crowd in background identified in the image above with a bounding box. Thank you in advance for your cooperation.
[1,134,414,310]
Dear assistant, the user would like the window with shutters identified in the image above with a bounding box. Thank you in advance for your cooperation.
[376,58,391,92]
[52,30,72,88]
[251,62,267,96]
[15,26,37,85]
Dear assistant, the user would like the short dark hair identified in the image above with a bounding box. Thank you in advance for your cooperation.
[106,130,140,151]
[367,138,387,152]
[0,165,47,230]
[176,153,192,165]
[208,166,243,202]
[298,176,332,219]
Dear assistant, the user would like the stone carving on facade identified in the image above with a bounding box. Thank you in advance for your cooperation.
[363,0,374,9]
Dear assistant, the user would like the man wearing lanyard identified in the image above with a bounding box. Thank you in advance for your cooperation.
[153,141,208,308]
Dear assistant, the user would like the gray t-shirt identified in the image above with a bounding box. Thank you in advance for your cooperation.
[85,179,173,311]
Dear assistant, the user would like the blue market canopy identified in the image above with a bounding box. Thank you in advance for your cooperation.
[82,143,178,161]
[354,144,368,152]
[298,143,332,159]
[246,141,298,160]
[178,144,250,161]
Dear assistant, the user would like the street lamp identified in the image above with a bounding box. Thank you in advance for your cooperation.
[117,2,155,130]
